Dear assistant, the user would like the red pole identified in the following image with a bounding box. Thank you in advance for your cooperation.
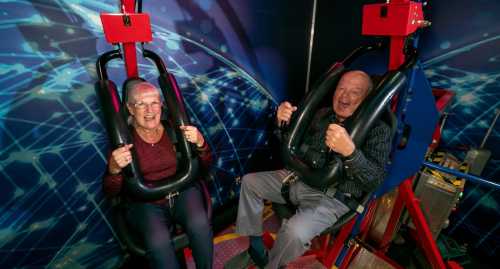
[399,178,447,269]
[121,0,139,78]
[388,36,406,71]
[323,218,357,268]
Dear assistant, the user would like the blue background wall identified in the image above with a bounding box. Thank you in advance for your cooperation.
[0,0,498,268]
[420,0,500,258]
[0,0,309,267]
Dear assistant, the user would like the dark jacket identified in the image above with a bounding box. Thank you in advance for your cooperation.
[282,108,392,198]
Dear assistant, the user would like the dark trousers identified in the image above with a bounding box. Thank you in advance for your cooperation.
[125,185,213,269]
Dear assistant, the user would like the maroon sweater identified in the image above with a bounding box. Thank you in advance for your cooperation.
[103,129,212,202]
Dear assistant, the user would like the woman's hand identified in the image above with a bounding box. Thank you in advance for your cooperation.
[276,101,297,126]
[180,125,205,148]
[108,144,133,174]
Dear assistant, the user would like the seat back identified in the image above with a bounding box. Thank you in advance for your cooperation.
[273,107,397,233]
[120,77,145,125]
[111,76,213,262]
[96,49,201,202]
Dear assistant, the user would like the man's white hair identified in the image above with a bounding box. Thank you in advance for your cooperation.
[342,70,373,94]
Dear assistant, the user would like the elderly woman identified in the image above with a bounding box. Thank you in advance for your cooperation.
[103,81,213,269]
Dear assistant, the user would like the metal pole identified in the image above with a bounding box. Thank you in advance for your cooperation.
[479,108,500,148]
[305,0,318,93]
[422,161,500,190]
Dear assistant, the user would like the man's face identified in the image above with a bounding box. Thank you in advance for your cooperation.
[332,72,370,122]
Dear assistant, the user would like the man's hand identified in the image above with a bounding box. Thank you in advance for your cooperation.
[276,101,297,126]
[325,124,355,157]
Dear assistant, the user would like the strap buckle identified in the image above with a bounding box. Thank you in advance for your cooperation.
[282,171,298,185]
[280,171,298,210]
[325,188,365,214]
[166,191,179,208]
[325,187,337,198]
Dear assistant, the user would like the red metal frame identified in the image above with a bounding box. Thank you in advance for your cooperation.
[263,0,459,267]
[362,0,427,70]
[100,14,152,44]
[99,0,153,78]
[399,178,448,268]
[121,0,139,78]
[332,1,461,269]
[338,243,359,269]
[323,218,357,267]
[378,185,407,251]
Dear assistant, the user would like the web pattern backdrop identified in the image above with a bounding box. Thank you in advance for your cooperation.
[1,0,499,268]
[0,1,277,268]
[422,32,500,256]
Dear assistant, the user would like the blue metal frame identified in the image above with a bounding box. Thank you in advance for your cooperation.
[335,61,440,267]
[374,62,439,197]
[422,161,500,190]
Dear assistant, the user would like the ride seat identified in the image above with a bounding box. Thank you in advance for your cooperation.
[272,106,396,229]
[111,78,213,268]
[271,72,397,237]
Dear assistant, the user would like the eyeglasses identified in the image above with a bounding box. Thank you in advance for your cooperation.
[132,101,162,110]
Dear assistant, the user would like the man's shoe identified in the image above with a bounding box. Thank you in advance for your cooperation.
[248,247,268,268]
[224,248,268,269]
[224,249,253,269]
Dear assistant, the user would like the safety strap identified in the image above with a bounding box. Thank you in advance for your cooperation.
[280,172,364,214]
[280,171,298,211]
[325,187,365,214]
[163,122,177,144]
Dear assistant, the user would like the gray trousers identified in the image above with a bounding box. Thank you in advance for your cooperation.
[235,169,350,269]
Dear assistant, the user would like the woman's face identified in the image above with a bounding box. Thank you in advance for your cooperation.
[127,87,162,131]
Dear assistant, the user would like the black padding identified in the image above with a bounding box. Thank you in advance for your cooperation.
[281,70,406,191]
[121,77,146,123]
[274,44,417,239]
[280,43,418,191]
[119,72,200,201]
[273,108,397,234]
[95,79,133,148]
[95,49,201,201]
[96,48,209,265]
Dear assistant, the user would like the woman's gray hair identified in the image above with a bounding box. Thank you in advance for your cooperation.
[126,81,160,104]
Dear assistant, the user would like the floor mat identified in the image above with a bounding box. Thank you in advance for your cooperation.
[185,205,326,269]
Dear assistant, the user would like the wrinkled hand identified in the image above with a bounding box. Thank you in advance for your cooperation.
[109,144,133,174]
[180,125,205,148]
[276,101,298,126]
[325,124,355,157]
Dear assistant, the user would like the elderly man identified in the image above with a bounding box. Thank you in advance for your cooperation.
[228,70,392,268]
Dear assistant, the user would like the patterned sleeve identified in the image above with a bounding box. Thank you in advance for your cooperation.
[342,121,392,192]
